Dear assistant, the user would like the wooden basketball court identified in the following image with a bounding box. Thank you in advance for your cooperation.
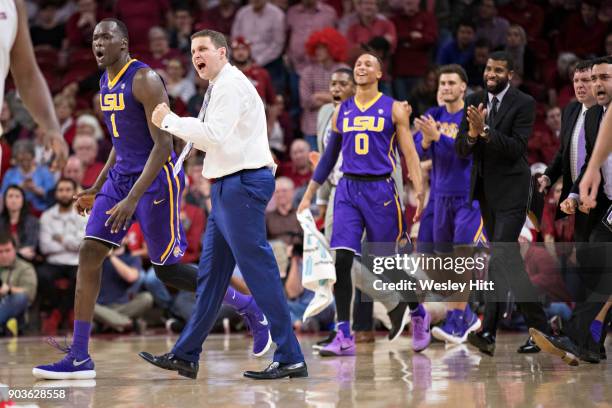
[1,333,610,407]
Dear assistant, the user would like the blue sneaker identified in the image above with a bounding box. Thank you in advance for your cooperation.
[32,339,96,380]
[432,310,462,344]
[241,305,272,358]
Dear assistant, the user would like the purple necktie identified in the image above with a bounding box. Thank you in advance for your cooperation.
[576,124,586,175]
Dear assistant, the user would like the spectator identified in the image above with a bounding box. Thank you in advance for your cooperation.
[606,32,612,56]
[29,1,65,50]
[62,155,85,190]
[184,155,212,214]
[114,0,171,55]
[267,95,293,158]
[558,0,608,58]
[169,5,195,57]
[286,0,338,76]
[266,177,303,245]
[0,102,29,147]
[230,37,276,106]
[504,25,538,82]
[475,0,509,50]
[299,28,348,150]
[547,52,579,108]
[528,106,562,165]
[465,38,490,91]
[346,0,397,64]
[232,0,287,93]
[436,19,476,68]
[277,139,313,188]
[54,94,76,146]
[0,232,37,336]
[1,140,55,214]
[165,58,196,105]
[499,0,545,41]
[65,0,109,50]
[186,75,209,117]
[72,134,104,189]
[0,186,39,262]
[37,178,87,335]
[180,187,206,265]
[390,0,438,102]
[143,26,183,72]
[408,66,439,121]
[75,113,104,142]
[197,0,239,36]
[94,241,153,333]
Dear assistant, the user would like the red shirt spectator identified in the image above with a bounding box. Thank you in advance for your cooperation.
[558,1,608,58]
[72,134,105,189]
[391,0,438,78]
[286,0,338,75]
[499,0,544,41]
[140,26,184,72]
[231,37,276,106]
[197,0,238,36]
[66,0,111,49]
[528,106,561,165]
[346,10,396,63]
[277,139,313,188]
[114,0,171,55]
[180,200,206,264]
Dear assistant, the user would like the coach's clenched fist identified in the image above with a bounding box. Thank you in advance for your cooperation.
[152,102,171,128]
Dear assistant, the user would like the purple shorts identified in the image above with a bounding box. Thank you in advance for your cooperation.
[330,177,407,255]
[433,195,487,253]
[85,163,187,265]
[416,195,435,254]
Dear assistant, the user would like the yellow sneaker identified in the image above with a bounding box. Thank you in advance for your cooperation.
[6,318,18,337]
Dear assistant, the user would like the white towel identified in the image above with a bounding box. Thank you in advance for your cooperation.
[297,209,336,319]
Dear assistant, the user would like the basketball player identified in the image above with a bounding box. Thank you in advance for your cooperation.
[412,65,485,344]
[33,19,270,380]
[0,0,67,169]
[298,53,429,355]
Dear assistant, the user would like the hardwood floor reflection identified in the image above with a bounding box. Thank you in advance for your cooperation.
[1,333,610,407]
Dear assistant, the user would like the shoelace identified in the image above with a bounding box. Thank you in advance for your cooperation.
[413,317,425,339]
[45,336,71,354]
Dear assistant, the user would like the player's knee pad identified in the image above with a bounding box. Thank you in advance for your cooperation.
[335,249,354,278]
[152,263,197,292]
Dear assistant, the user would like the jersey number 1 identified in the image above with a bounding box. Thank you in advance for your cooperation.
[355,133,369,155]
[110,113,120,138]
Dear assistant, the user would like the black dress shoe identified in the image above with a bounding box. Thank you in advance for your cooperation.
[517,336,541,353]
[244,361,308,380]
[529,328,579,366]
[467,331,496,356]
[387,302,410,342]
[601,345,607,360]
[579,348,601,364]
[139,352,199,379]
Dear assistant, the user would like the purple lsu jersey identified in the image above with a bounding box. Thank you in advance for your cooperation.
[337,93,397,176]
[99,59,176,175]
[87,59,186,265]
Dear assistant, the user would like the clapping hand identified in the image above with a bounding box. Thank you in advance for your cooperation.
[466,103,487,139]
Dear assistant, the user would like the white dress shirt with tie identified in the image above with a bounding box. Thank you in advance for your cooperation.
[160,63,275,179]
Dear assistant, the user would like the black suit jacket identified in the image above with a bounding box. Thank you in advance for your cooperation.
[571,105,611,231]
[544,101,582,219]
[456,86,535,211]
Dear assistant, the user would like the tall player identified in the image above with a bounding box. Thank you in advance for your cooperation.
[298,53,428,355]
[33,19,270,380]
[1,0,67,170]
[412,65,484,344]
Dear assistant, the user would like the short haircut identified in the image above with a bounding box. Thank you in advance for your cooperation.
[591,56,612,67]
[12,139,35,158]
[56,177,77,191]
[356,51,384,71]
[457,19,477,32]
[574,59,594,73]
[488,51,515,71]
[0,229,15,247]
[191,29,229,50]
[99,18,129,41]
[333,67,355,83]
[438,64,468,84]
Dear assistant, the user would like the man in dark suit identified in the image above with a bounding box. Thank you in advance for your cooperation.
[531,56,612,365]
[455,51,550,356]
[538,60,597,244]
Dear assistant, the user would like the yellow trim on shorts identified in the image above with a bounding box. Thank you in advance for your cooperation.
[160,163,176,263]
[168,162,182,241]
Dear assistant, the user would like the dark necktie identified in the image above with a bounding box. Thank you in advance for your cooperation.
[488,96,499,126]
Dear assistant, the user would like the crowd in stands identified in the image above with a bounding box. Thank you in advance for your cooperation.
[0,0,610,337]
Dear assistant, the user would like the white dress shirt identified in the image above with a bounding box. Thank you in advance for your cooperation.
[161,63,275,179]
[569,104,588,183]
